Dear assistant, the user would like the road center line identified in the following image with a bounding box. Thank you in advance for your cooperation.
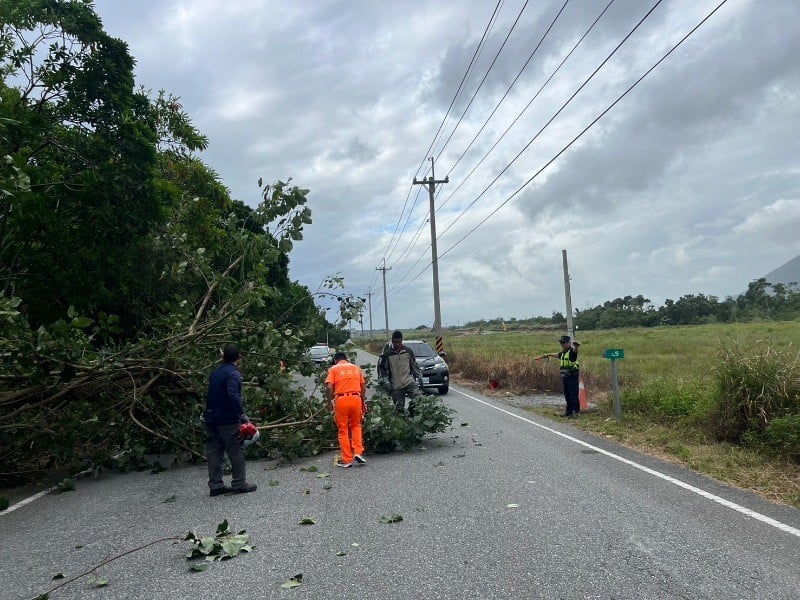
[454,386,800,539]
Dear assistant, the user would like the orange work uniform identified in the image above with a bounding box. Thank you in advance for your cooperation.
[325,359,367,465]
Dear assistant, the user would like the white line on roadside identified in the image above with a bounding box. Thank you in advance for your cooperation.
[454,386,800,540]
[2,489,52,515]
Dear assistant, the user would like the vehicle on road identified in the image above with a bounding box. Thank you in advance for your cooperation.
[396,339,450,395]
[306,344,333,368]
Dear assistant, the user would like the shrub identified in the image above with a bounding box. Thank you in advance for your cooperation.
[762,415,800,461]
[711,343,800,441]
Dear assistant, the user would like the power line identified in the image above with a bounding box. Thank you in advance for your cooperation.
[432,0,531,164]
[379,0,504,271]
[390,0,613,290]
[395,0,729,293]
[437,0,664,242]
[436,0,613,216]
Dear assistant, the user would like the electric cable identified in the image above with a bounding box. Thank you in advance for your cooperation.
[393,0,729,294]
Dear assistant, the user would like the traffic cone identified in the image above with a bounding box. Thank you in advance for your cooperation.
[578,374,588,411]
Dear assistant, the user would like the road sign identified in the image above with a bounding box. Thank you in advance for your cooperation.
[603,348,624,360]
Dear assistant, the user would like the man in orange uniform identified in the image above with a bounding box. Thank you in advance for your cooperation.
[325,351,368,468]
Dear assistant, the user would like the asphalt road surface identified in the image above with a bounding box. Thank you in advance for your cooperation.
[3,350,799,600]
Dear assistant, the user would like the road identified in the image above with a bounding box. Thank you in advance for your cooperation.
[3,350,799,599]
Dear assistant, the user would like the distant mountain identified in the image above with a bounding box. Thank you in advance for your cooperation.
[763,254,800,286]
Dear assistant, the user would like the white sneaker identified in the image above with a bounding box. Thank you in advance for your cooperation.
[335,461,352,468]
[354,454,367,465]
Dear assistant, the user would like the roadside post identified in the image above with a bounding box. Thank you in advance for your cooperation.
[603,348,624,419]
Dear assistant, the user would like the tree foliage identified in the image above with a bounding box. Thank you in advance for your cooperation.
[0,2,450,487]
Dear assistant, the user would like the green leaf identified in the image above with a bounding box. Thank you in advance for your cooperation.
[299,465,318,472]
[379,514,403,524]
[298,517,316,525]
[71,316,93,329]
[336,551,347,556]
[280,573,303,588]
[88,577,109,587]
[163,495,177,503]
[316,473,330,478]
[268,479,280,486]
[67,306,75,318]
[215,519,229,534]
[189,563,210,572]
[220,534,250,557]
[52,573,65,580]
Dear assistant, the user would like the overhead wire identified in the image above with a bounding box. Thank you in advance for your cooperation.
[375,0,504,283]
[439,0,611,212]
[394,0,729,293]
[392,0,614,290]
[431,0,531,164]
[436,0,663,242]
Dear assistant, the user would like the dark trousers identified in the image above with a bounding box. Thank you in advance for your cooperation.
[562,373,580,415]
[391,382,421,415]
[205,423,246,491]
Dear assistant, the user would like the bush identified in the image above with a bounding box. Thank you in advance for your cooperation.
[711,343,800,441]
[362,393,453,454]
[762,415,800,461]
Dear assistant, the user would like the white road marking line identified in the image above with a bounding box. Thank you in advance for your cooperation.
[2,489,52,515]
[454,386,800,539]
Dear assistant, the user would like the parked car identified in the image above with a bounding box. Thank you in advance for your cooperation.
[306,344,332,368]
[393,339,449,395]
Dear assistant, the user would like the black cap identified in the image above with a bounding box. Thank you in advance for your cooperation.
[333,351,348,362]
[391,330,403,340]
[558,335,571,344]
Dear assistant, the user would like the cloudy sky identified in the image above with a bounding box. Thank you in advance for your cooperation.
[93,0,800,330]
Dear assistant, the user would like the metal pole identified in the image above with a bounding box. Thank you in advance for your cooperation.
[377,258,390,333]
[413,157,448,355]
[366,291,373,337]
[611,359,621,420]
[562,249,575,340]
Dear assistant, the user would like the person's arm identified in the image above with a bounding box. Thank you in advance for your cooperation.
[377,345,389,379]
[405,346,422,379]
[325,382,335,411]
[227,369,249,422]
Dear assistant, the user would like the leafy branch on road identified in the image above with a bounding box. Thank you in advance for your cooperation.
[32,520,249,599]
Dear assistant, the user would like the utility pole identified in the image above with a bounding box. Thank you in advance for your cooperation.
[562,249,574,340]
[365,291,374,337]
[376,259,391,333]
[413,157,449,355]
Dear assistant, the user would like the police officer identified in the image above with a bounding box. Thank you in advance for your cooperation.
[538,335,581,418]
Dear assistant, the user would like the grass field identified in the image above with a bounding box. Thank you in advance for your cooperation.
[362,321,800,508]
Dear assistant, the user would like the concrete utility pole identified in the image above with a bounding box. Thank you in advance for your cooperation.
[365,291,374,337]
[562,249,575,340]
[413,157,449,355]
[376,259,391,333]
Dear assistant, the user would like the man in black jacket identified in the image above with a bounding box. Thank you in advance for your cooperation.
[205,345,257,496]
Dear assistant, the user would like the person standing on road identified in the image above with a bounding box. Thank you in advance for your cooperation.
[378,330,422,415]
[205,345,258,495]
[537,335,581,418]
[326,351,368,468]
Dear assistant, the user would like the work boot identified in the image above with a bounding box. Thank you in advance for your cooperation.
[209,486,232,497]
[232,483,257,494]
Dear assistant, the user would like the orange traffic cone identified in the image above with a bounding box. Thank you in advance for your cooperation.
[578,374,588,411]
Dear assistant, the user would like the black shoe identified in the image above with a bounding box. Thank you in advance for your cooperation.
[232,483,258,494]
[560,412,572,418]
[209,486,232,497]
[354,454,367,465]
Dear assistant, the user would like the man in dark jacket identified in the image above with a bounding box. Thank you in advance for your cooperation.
[205,345,257,496]
[378,330,422,415]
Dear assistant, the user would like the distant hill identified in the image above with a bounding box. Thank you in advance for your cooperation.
[763,254,800,286]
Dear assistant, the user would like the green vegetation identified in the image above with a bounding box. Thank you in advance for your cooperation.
[0,2,445,489]
[461,279,800,331]
[368,322,800,507]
